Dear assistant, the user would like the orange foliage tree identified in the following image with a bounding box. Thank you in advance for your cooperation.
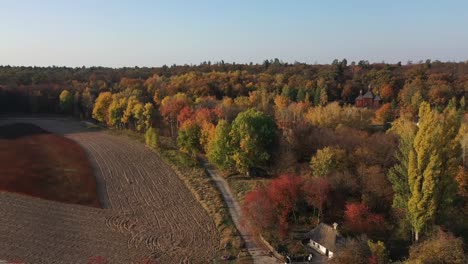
[374,103,393,124]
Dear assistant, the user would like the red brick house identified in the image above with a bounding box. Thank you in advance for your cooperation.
[355,88,381,108]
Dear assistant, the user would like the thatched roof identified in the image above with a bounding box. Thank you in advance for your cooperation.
[307,223,340,251]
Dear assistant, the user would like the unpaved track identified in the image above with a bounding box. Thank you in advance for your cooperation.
[200,160,281,264]
[0,117,220,264]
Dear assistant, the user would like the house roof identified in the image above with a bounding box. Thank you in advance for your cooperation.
[363,90,374,99]
[374,95,382,101]
[307,223,340,252]
[355,95,363,100]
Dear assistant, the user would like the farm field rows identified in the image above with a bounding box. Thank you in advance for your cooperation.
[0,117,220,264]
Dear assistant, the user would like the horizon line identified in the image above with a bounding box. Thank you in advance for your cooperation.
[1,58,468,69]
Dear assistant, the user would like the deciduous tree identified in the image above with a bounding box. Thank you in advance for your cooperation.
[329,237,371,264]
[160,93,191,137]
[407,102,462,241]
[207,120,235,170]
[230,109,276,174]
[310,147,347,177]
[59,89,73,114]
[242,187,277,236]
[408,229,465,264]
[92,92,112,123]
[302,177,330,220]
[107,95,127,128]
[145,127,159,150]
[177,120,201,156]
[267,174,302,237]
[344,202,385,235]
[374,103,393,124]
[81,87,95,119]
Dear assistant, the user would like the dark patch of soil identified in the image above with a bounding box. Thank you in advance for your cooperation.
[0,123,101,207]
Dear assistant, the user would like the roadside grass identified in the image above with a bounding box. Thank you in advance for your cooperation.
[226,174,272,204]
[84,123,102,129]
[109,129,250,263]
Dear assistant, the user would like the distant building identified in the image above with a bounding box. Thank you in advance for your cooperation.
[355,87,381,108]
[305,223,344,259]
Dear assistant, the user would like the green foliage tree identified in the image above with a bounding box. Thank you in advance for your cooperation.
[313,86,321,106]
[387,117,417,211]
[367,240,389,264]
[59,89,73,114]
[177,121,202,156]
[407,102,462,242]
[230,108,276,174]
[145,127,159,150]
[142,103,155,132]
[296,88,306,102]
[310,146,347,177]
[207,120,234,170]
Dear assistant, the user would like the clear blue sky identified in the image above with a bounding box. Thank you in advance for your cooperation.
[1,0,467,67]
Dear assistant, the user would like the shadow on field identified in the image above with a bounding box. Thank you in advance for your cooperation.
[0,114,102,136]
[0,119,102,208]
[0,123,50,139]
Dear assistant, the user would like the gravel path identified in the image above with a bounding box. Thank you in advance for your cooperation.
[199,159,281,264]
[0,117,220,264]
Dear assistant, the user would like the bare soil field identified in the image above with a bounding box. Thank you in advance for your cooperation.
[0,123,100,207]
[0,117,220,264]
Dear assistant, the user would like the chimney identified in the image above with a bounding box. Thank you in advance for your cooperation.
[333,222,338,230]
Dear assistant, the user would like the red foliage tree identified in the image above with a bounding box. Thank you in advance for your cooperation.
[159,93,191,136]
[344,202,385,235]
[242,187,277,235]
[177,106,194,125]
[267,174,303,237]
[194,107,218,124]
[242,174,304,238]
[303,177,330,220]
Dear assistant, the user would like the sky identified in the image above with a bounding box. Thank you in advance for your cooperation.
[1,0,467,67]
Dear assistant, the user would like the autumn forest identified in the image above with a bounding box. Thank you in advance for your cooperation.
[1,59,467,263]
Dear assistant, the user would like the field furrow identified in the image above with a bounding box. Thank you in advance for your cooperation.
[0,117,220,264]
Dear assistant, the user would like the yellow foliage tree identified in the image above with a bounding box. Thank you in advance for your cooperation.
[92,92,112,124]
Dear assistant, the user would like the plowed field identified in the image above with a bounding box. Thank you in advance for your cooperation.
[0,117,220,264]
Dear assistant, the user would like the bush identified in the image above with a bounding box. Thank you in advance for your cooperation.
[145,127,159,150]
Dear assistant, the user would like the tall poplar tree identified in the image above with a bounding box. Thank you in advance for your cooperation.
[407,102,462,242]
[388,117,417,211]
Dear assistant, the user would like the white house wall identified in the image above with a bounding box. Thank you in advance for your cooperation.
[308,240,326,255]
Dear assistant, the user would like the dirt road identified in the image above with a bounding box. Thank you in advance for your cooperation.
[0,117,220,264]
[200,159,281,264]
